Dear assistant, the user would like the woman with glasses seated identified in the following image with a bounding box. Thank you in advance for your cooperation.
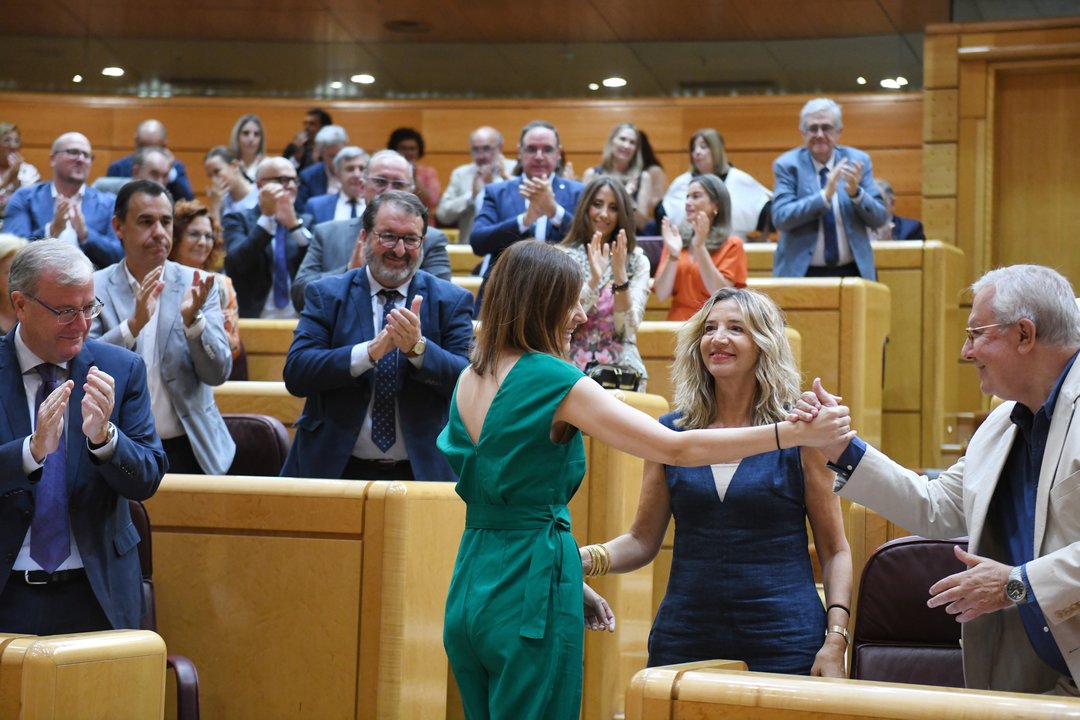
[654,174,748,321]
[559,177,651,390]
[580,287,852,677]
[170,200,241,360]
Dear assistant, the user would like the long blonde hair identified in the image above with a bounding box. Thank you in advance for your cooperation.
[672,288,800,429]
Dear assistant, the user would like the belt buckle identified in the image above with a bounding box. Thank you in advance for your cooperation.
[24,570,47,586]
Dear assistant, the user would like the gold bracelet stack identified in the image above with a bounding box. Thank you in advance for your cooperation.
[583,544,611,577]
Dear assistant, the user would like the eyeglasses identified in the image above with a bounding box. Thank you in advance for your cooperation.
[56,148,93,161]
[261,176,298,187]
[804,124,837,136]
[522,145,558,157]
[964,321,1013,342]
[30,295,104,325]
[366,176,413,191]
[471,144,496,155]
[372,231,424,250]
[185,230,215,244]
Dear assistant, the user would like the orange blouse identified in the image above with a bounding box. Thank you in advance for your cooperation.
[658,237,748,321]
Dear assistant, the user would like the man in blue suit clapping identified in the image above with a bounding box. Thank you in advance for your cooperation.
[469,120,584,306]
[4,132,123,268]
[771,98,886,280]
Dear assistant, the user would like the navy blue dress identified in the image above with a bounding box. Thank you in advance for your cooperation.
[648,412,826,673]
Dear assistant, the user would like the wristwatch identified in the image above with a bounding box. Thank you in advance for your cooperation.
[1005,565,1028,604]
[1005,566,1028,604]
[410,336,427,357]
[88,422,116,451]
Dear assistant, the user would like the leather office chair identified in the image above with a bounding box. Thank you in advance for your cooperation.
[223,413,290,475]
[130,500,200,720]
[850,535,967,688]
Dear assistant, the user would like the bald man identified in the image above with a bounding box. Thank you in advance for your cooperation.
[106,119,194,201]
[4,132,123,268]
[436,126,515,239]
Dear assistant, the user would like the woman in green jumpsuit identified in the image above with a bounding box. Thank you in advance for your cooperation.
[439,240,854,719]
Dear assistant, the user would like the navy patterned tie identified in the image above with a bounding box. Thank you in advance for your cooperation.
[273,224,289,309]
[819,167,840,267]
[30,364,71,574]
[371,289,401,452]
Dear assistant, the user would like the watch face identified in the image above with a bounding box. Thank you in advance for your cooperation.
[1006,578,1026,603]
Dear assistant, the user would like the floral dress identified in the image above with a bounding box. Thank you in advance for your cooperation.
[560,244,651,388]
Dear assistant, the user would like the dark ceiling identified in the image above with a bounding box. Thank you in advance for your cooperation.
[1,0,1077,99]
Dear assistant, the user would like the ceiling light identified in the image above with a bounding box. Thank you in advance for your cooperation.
[351,74,375,85]
[601,77,627,88]
[101,66,124,77]
[72,74,83,83]
[896,76,908,86]
[588,82,600,91]
[879,78,900,89]
[329,81,343,89]
[856,76,866,85]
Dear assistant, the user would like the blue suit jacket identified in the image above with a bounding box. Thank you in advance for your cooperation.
[281,269,473,482]
[221,207,311,318]
[0,332,166,630]
[302,192,346,226]
[91,261,236,475]
[892,215,925,241]
[295,162,329,212]
[3,183,123,268]
[771,146,886,280]
[106,155,194,201]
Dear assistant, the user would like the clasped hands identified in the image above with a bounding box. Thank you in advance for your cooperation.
[519,175,557,225]
[368,296,424,362]
[258,182,299,229]
[798,379,1013,622]
[824,158,864,201]
[31,366,115,462]
[49,198,87,241]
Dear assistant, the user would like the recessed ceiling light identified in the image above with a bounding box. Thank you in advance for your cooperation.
[896,76,908,86]
[588,82,600,91]
[101,66,124,77]
[601,77,627,88]
[72,74,83,83]
[329,81,344,89]
[856,76,866,85]
[879,78,900,89]
[351,74,375,85]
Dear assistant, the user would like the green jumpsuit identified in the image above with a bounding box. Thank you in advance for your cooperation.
[438,353,587,719]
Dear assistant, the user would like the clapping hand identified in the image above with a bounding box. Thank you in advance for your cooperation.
[586,231,611,288]
[660,217,682,256]
[384,296,424,355]
[130,265,165,338]
[688,210,711,250]
[181,270,215,327]
[81,366,115,446]
[520,176,556,223]
[30,380,73,463]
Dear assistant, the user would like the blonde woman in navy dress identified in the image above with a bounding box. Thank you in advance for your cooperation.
[580,287,852,676]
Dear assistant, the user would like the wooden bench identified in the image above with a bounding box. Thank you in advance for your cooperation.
[626,660,1080,719]
[212,380,304,435]
[0,630,166,719]
[237,319,296,382]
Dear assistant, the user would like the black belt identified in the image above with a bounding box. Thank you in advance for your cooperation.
[11,568,86,586]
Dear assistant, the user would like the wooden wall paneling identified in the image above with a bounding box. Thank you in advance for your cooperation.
[923,89,959,142]
[921,242,965,467]
[990,62,1080,279]
[881,412,921,468]
[839,279,890,449]
[922,197,957,245]
[959,57,988,118]
[958,117,988,280]
[923,32,960,89]
[921,143,957,198]
[876,268,921,413]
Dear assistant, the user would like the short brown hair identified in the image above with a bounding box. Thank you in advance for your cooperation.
[472,241,582,376]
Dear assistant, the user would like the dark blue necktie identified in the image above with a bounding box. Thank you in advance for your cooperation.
[819,167,839,267]
[273,224,289,309]
[31,364,70,574]
[371,289,401,453]
[349,199,358,219]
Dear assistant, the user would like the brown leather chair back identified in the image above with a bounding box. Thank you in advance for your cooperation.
[223,413,290,475]
[851,535,967,688]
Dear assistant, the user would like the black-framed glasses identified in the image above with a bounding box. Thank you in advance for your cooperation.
[261,176,298,187]
[57,148,93,161]
[372,231,423,250]
[30,295,104,325]
[964,321,1013,342]
[366,176,413,191]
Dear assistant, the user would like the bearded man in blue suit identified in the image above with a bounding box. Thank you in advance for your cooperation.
[771,98,886,280]
[469,120,584,306]
[282,191,472,482]
[0,240,165,635]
